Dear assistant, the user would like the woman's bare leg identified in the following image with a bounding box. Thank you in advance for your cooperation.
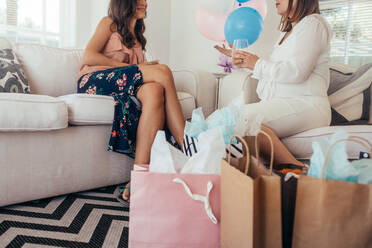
[139,64,185,147]
[122,82,165,202]
[134,82,165,164]
[258,125,304,167]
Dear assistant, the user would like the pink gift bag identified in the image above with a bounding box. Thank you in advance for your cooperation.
[128,171,221,248]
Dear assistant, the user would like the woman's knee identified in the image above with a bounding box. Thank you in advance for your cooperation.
[157,64,172,74]
[140,64,174,87]
[154,64,173,85]
[137,83,165,107]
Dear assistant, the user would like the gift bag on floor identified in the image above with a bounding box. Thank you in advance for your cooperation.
[129,172,220,248]
[221,132,282,248]
[292,136,372,248]
[129,130,224,248]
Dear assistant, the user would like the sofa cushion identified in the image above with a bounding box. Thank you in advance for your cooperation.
[328,63,372,125]
[282,125,372,160]
[58,94,115,125]
[0,49,30,93]
[0,93,68,131]
[370,85,372,124]
[14,43,83,97]
[59,92,195,125]
[329,62,357,75]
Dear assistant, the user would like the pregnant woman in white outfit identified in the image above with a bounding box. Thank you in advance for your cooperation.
[215,0,331,166]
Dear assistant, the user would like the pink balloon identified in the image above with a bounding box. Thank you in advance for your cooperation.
[195,6,229,42]
[234,0,267,20]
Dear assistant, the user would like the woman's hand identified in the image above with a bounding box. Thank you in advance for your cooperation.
[233,50,259,70]
[143,60,159,65]
[214,44,232,57]
[137,60,159,70]
[137,60,160,71]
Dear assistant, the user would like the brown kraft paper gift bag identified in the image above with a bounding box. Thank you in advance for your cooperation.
[221,132,282,248]
[292,136,372,248]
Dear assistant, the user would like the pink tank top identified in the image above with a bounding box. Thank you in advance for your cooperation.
[78,32,145,78]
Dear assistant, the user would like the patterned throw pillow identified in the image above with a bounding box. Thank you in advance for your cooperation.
[328,63,372,125]
[0,49,30,93]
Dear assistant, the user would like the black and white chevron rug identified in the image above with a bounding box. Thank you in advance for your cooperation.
[0,185,129,248]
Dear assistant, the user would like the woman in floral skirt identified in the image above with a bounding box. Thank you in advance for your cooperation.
[77,0,185,202]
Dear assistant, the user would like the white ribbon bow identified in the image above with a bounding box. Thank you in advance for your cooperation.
[173,178,218,224]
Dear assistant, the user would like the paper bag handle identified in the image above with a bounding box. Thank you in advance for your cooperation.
[255,130,275,176]
[321,136,372,179]
[173,178,218,224]
[227,135,250,175]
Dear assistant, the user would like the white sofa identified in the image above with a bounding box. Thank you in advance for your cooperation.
[219,71,372,160]
[0,37,217,207]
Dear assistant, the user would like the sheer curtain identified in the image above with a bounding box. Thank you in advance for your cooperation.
[0,0,76,48]
[320,0,372,66]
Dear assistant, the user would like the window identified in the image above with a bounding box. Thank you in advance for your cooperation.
[0,0,76,48]
[320,0,372,67]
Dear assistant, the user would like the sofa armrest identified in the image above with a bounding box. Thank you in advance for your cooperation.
[172,69,217,117]
[370,86,372,125]
[218,71,260,109]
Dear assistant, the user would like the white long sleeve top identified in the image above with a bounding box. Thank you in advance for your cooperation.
[252,14,332,101]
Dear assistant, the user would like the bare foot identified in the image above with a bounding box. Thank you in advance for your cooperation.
[121,182,131,203]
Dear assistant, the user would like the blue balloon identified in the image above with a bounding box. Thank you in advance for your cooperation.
[224,7,263,46]
[237,0,250,3]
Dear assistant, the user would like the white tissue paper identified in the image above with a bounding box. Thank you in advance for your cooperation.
[234,112,264,137]
[149,131,189,173]
[149,129,226,175]
[227,92,265,137]
[181,128,226,175]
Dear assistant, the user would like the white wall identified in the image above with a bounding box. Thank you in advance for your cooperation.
[73,0,280,70]
[249,2,282,60]
[75,0,110,49]
[169,0,282,72]
[144,0,171,64]
[74,0,172,65]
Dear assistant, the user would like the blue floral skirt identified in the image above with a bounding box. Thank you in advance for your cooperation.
[77,65,143,158]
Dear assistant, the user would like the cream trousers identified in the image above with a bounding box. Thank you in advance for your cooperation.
[240,96,331,138]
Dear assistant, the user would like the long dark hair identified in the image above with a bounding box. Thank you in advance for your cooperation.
[280,0,320,32]
[108,0,147,50]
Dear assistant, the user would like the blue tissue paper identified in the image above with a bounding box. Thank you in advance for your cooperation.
[184,108,207,138]
[309,130,359,183]
[184,107,239,144]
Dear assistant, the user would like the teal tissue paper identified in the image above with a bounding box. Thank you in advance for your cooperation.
[309,130,359,183]
[352,159,372,184]
[184,106,239,144]
[184,108,208,138]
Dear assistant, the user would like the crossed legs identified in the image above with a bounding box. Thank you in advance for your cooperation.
[135,64,186,162]
[139,64,185,146]
[122,65,186,202]
[134,83,166,164]
[121,83,165,202]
